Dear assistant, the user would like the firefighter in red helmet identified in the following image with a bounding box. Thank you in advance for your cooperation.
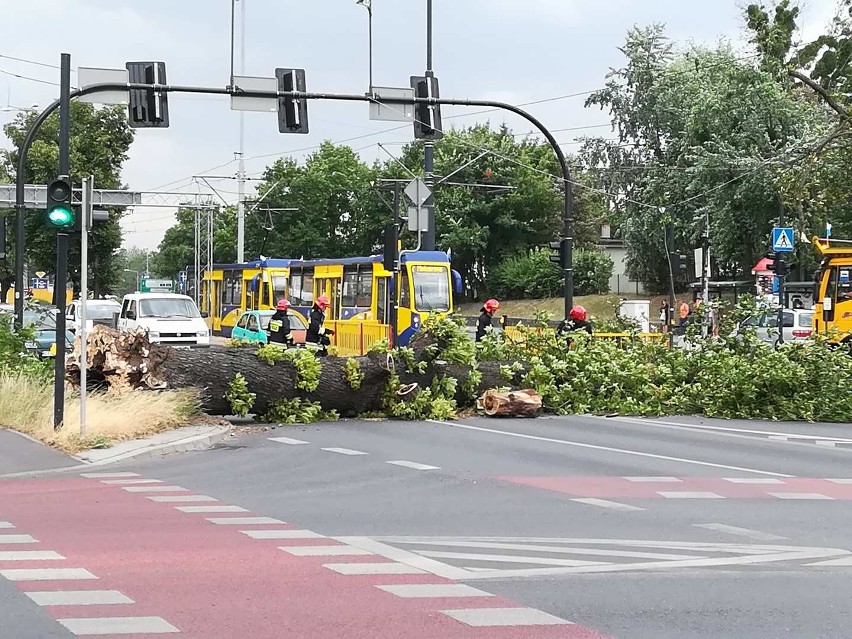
[306,295,334,356]
[476,298,500,342]
[267,299,294,346]
[557,305,594,340]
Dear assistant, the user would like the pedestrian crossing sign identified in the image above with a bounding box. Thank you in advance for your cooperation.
[772,227,795,252]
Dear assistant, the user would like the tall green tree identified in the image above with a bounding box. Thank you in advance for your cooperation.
[153,207,237,278]
[1,103,134,297]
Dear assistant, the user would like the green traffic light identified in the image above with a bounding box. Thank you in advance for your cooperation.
[47,205,75,228]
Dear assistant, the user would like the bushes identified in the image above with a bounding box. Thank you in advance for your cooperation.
[489,249,613,299]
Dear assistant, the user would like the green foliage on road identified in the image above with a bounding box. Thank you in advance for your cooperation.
[344,358,364,390]
[263,398,339,425]
[226,373,256,417]
[255,344,321,392]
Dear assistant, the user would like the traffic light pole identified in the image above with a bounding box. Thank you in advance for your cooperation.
[53,53,72,430]
[422,0,436,252]
[11,80,576,326]
[776,199,786,345]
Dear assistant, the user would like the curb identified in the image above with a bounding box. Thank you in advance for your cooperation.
[74,425,233,467]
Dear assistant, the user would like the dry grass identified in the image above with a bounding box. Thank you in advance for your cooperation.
[0,373,200,454]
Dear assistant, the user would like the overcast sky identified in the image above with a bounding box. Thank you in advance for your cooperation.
[0,0,838,251]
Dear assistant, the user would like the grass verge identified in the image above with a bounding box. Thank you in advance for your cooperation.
[0,373,201,454]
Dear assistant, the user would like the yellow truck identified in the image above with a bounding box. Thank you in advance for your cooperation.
[811,236,852,344]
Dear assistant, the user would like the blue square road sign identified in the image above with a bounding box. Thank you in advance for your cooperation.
[772,227,795,252]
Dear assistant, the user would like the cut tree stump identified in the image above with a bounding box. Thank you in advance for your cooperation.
[481,389,542,417]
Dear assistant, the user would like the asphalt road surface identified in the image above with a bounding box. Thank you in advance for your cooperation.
[2,414,851,638]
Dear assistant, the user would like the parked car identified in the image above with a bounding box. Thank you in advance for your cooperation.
[66,299,122,333]
[739,309,814,346]
[231,310,308,345]
[117,293,210,348]
[22,308,73,359]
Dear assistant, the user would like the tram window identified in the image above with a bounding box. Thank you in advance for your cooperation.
[272,275,288,303]
[400,269,411,309]
[357,267,373,307]
[376,277,387,324]
[233,277,243,306]
[342,267,358,307]
[302,270,314,305]
[289,268,303,305]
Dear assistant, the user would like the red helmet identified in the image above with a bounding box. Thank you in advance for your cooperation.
[316,295,330,311]
[484,298,500,314]
[569,305,588,322]
[276,299,290,311]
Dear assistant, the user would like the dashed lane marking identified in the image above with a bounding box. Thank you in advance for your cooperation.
[80,472,140,479]
[101,479,164,485]
[175,505,248,513]
[570,498,645,512]
[0,550,64,561]
[0,522,12,529]
[377,584,494,599]
[723,478,784,484]
[242,530,324,540]
[658,491,725,499]
[26,590,134,606]
[386,460,440,471]
[57,616,179,635]
[323,562,426,575]
[268,436,309,445]
[769,492,834,500]
[0,534,37,544]
[827,479,852,484]
[442,607,572,627]
[122,485,188,493]
[206,516,284,525]
[321,447,368,456]
[624,476,682,482]
[279,545,374,557]
[147,494,218,503]
[0,568,97,581]
[693,523,788,541]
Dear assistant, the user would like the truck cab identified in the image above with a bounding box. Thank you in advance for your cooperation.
[811,236,852,344]
[118,292,210,348]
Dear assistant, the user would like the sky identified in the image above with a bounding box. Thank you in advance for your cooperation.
[0,0,840,251]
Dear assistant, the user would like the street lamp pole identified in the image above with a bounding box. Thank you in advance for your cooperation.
[356,0,374,92]
[422,0,436,251]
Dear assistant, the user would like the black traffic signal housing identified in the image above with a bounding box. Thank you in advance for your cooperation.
[126,62,169,128]
[45,177,75,231]
[548,239,569,268]
[410,76,443,141]
[383,223,399,272]
[276,68,309,134]
[670,252,688,276]
[766,251,789,276]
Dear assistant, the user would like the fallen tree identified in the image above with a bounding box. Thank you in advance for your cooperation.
[66,326,521,419]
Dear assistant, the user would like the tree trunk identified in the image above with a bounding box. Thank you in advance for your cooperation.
[65,326,524,418]
[481,389,542,417]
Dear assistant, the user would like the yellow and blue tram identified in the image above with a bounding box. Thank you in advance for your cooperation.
[184,251,459,347]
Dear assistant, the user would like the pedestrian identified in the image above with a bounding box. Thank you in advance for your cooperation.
[306,295,334,356]
[793,298,804,310]
[659,299,670,333]
[267,299,293,346]
[678,300,690,331]
[475,298,500,342]
[557,305,594,340]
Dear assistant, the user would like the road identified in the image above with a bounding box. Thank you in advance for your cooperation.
[1,415,851,638]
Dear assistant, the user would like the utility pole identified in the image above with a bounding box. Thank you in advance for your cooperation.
[776,197,786,345]
[54,53,72,431]
[422,0,436,251]
[234,0,247,263]
[79,176,93,437]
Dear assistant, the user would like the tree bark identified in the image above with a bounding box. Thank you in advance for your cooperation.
[66,326,525,418]
[481,389,542,417]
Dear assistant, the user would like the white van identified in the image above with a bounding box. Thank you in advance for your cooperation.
[118,293,210,348]
[66,299,122,333]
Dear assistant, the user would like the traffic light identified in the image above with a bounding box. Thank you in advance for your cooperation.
[548,239,568,268]
[126,62,169,128]
[671,253,688,275]
[383,223,398,272]
[45,177,74,231]
[410,76,443,141]
[766,252,790,276]
[276,68,309,134]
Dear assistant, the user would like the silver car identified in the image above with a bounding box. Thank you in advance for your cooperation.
[744,309,814,346]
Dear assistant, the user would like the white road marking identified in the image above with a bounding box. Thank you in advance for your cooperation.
[386,460,440,471]
[26,590,134,606]
[395,540,698,561]
[418,550,607,567]
[335,537,471,580]
[207,516,284,525]
[0,550,63,561]
[658,491,725,499]
[321,447,368,456]
[442,607,572,627]
[769,492,834,500]
[101,479,163,485]
[427,420,793,477]
[693,523,788,541]
[377,584,493,598]
[0,535,36,544]
[243,530,328,540]
[58,616,179,635]
[815,441,837,447]
[806,556,852,566]
[624,476,682,482]
[323,562,426,575]
[723,478,784,484]
[268,436,309,445]
[768,435,789,441]
[0,522,12,529]
[279,545,374,557]
[0,568,97,581]
[570,498,645,512]
[175,505,248,513]
[122,485,188,493]
[148,495,217,503]
[80,472,139,478]
[826,479,852,484]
